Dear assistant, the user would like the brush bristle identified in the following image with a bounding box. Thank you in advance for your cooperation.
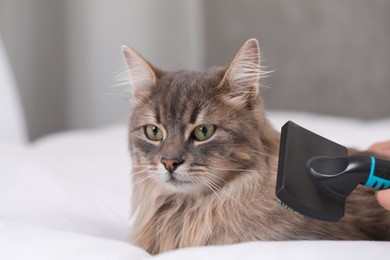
[279,201,295,212]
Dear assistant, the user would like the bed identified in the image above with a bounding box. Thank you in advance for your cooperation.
[1,111,389,259]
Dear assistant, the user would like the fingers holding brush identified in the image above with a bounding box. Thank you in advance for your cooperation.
[368,140,390,211]
[368,140,390,158]
[376,190,390,211]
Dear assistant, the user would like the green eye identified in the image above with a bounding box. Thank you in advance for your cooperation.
[145,125,163,141]
[193,124,215,141]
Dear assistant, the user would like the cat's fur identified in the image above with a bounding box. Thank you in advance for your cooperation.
[122,39,390,255]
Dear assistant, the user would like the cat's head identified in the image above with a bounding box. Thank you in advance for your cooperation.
[123,39,274,195]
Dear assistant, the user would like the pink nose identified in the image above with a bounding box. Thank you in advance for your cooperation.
[161,158,184,173]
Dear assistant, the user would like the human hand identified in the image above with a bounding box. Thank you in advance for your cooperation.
[376,190,390,210]
[368,141,390,210]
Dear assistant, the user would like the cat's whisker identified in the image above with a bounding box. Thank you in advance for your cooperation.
[204,173,236,192]
[200,177,226,208]
[131,176,152,186]
[93,67,133,99]
[262,145,273,151]
[132,169,153,180]
[131,165,151,170]
[132,175,149,182]
[111,82,131,89]
[132,173,150,181]
[113,70,130,85]
[131,176,150,185]
[204,175,244,208]
[203,175,222,192]
[203,176,226,204]
[132,167,154,176]
[132,173,151,181]
[131,167,158,186]
[196,176,223,201]
[208,166,274,174]
[259,68,274,79]
[203,175,247,209]
[259,85,271,90]
[131,164,154,168]
[201,176,218,193]
[112,82,131,90]
[246,148,278,159]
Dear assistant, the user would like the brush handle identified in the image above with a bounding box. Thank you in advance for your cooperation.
[307,156,390,201]
[364,157,390,190]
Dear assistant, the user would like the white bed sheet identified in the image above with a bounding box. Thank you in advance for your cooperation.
[1,111,389,259]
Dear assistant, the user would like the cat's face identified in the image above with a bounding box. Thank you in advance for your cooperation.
[123,39,268,194]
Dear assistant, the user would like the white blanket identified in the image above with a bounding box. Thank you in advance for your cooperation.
[1,111,389,259]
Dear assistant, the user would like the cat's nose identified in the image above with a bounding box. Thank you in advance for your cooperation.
[161,157,184,173]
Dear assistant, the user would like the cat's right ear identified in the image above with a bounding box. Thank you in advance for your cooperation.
[121,45,157,97]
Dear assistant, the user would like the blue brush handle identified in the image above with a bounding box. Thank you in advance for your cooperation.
[365,157,390,190]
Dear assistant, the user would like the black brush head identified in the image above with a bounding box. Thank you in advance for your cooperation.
[276,121,348,221]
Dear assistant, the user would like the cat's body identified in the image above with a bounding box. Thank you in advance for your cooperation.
[122,39,390,255]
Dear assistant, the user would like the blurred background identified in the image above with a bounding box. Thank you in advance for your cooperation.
[0,0,389,141]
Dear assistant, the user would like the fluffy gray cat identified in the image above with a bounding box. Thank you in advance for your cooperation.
[122,39,390,255]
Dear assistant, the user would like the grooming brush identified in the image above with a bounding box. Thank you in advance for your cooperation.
[276,121,390,222]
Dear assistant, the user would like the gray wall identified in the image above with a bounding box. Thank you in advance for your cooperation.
[205,0,390,119]
[1,0,204,140]
[65,0,205,130]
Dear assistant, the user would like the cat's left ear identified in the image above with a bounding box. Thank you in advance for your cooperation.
[220,38,261,106]
[121,45,157,97]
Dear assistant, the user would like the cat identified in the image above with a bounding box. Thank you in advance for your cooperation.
[122,39,390,255]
